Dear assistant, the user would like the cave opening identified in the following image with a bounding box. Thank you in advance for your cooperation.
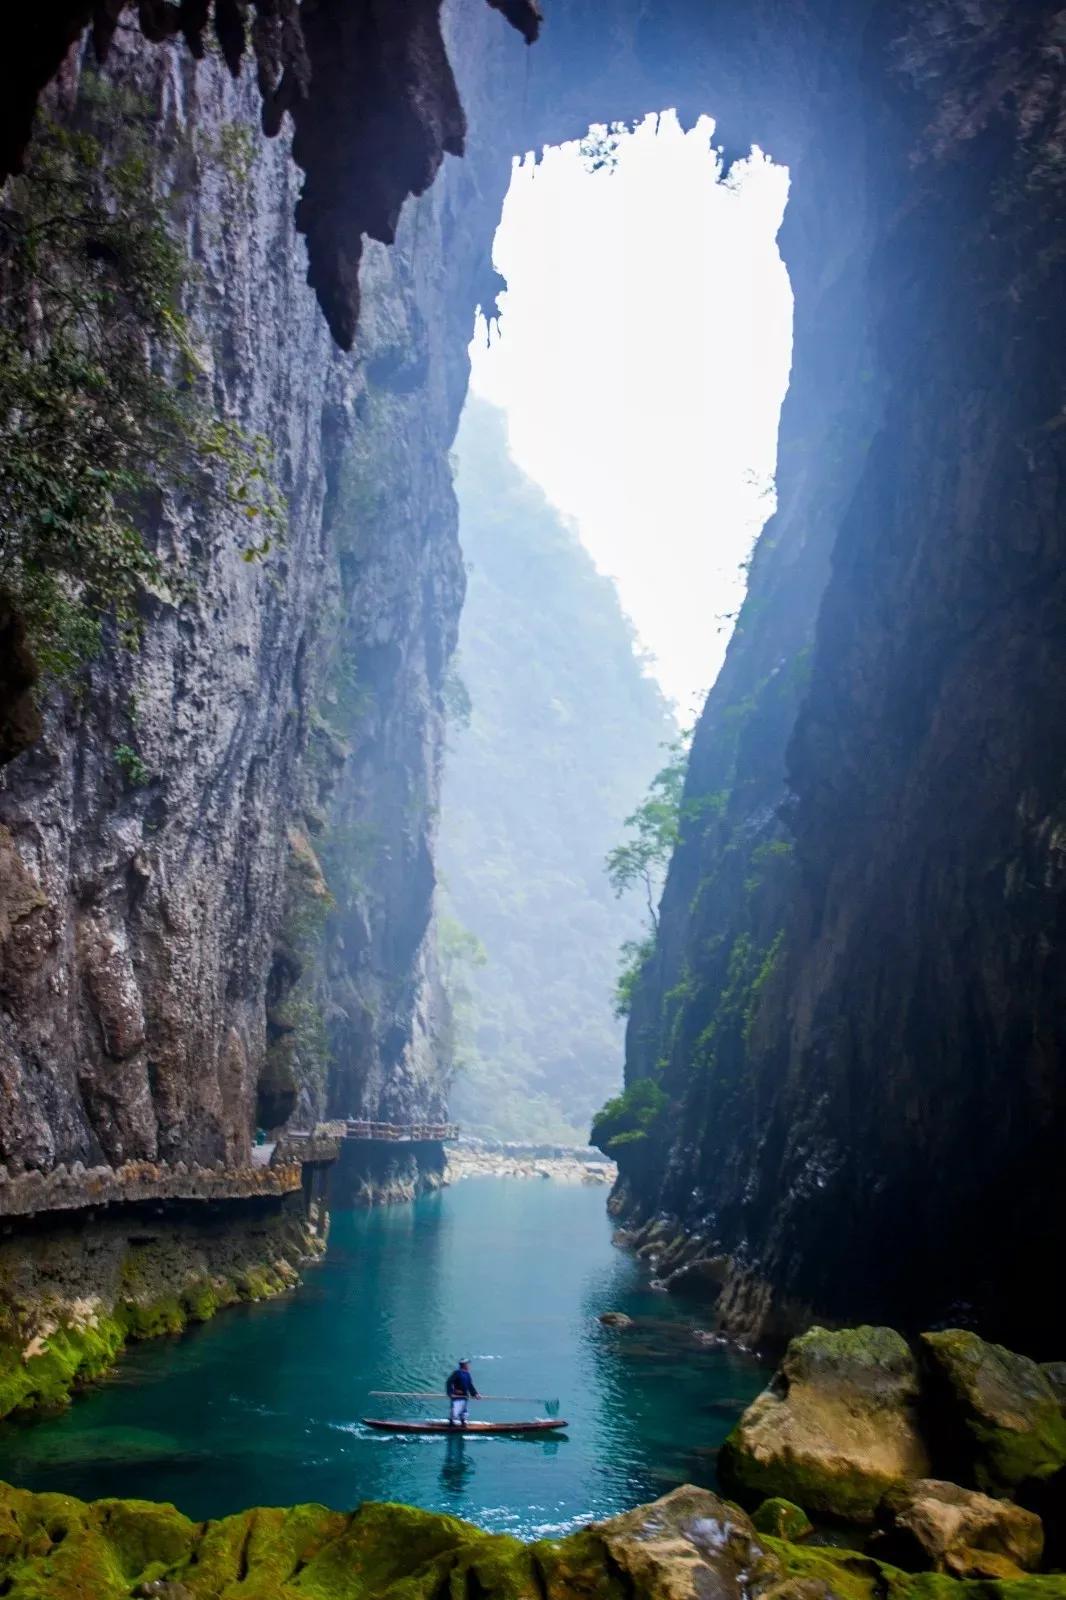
[473,110,792,714]
[437,111,793,1145]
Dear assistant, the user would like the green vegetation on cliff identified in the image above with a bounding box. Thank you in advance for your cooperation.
[438,399,674,1142]
[0,75,280,682]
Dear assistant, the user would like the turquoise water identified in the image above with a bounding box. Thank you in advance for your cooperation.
[0,1180,765,1536]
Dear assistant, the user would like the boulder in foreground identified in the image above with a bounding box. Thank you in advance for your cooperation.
[4,1477,1066,1600]
[874,1478,1044,1577]
[717,1325,930,1522]
[922,1330,1066,1494]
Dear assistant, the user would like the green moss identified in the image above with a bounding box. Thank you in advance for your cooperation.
[237,1266,285,1301]
[533,1530,625,1600]
[0,1484,129,1599]
[117,1294,185,1341]
[751,1497,813,1539]
[180,1278,224,1323]
[923,1329,1066,1492]
[91,1496,197,1579]
[718,1429,897,1523]
[184,1504,347,1596]
[0,1258,296,1424]
[0,1317,127,1419]
[295,1501,497,1600]
[3,1482,1066,1600]
[789,1322,916,1381]
[762,1536,1066,1600]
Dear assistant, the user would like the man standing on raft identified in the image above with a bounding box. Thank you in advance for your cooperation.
[446,1359,479,1427]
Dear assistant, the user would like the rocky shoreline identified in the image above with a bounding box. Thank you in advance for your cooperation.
[0,1194,324,1422]
[445,1141,616,1186]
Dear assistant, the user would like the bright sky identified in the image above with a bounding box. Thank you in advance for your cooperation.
[469,111,793,716]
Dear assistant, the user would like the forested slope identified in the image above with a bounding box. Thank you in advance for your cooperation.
[438,400,673,1143]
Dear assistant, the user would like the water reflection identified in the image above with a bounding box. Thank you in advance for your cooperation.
[440,1432,474,1497]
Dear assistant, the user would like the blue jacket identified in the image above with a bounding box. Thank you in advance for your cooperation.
[447,1368,478,1398]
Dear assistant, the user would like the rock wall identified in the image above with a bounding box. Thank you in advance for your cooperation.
[1,40,338,1178]
[330,1137,448,1207]
[0,8,528,1186]
[0,1191,322,1419]
[615,2,1066,1358]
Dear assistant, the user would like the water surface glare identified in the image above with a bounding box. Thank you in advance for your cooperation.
[0,1180,766,1535]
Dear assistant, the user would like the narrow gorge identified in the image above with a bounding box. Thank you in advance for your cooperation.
[2,0,1066,1595]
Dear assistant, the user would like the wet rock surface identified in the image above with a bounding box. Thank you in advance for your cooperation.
[610,2,1066,1356]
[330,1137,449,1208]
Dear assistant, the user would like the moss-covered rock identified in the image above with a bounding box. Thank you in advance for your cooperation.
[922,1331,1066,1495]
[751,1498,813,1539]
[718,1325,930,1523]
[1039,1364,1066,1413]
[0,1316,127,1418]
[3,1480,1066,1600]
[0,1203,323,1422]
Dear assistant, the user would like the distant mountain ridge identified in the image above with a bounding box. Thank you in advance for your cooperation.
[438,398,674,1143]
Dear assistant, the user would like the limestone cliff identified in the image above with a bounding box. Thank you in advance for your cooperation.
[0,12,525,1185]
[615,3,1066,1358]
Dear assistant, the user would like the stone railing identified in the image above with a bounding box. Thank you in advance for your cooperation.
[271,1126,342,1167]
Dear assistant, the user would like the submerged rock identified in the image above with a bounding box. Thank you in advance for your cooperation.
[717,1325,930,1523]
[874,1478,1044,1578]
[922,1329,1066,1494]
[598,1311,634,1328]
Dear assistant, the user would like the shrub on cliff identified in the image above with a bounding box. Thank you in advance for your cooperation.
[0,77,280,682]
[591,1077,667,1153]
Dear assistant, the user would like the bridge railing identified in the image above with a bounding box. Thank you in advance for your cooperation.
[284,1120,459,1146]
[342,1120,459,1142]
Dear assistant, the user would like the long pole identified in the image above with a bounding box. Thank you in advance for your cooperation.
[369,1391,549,1401]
